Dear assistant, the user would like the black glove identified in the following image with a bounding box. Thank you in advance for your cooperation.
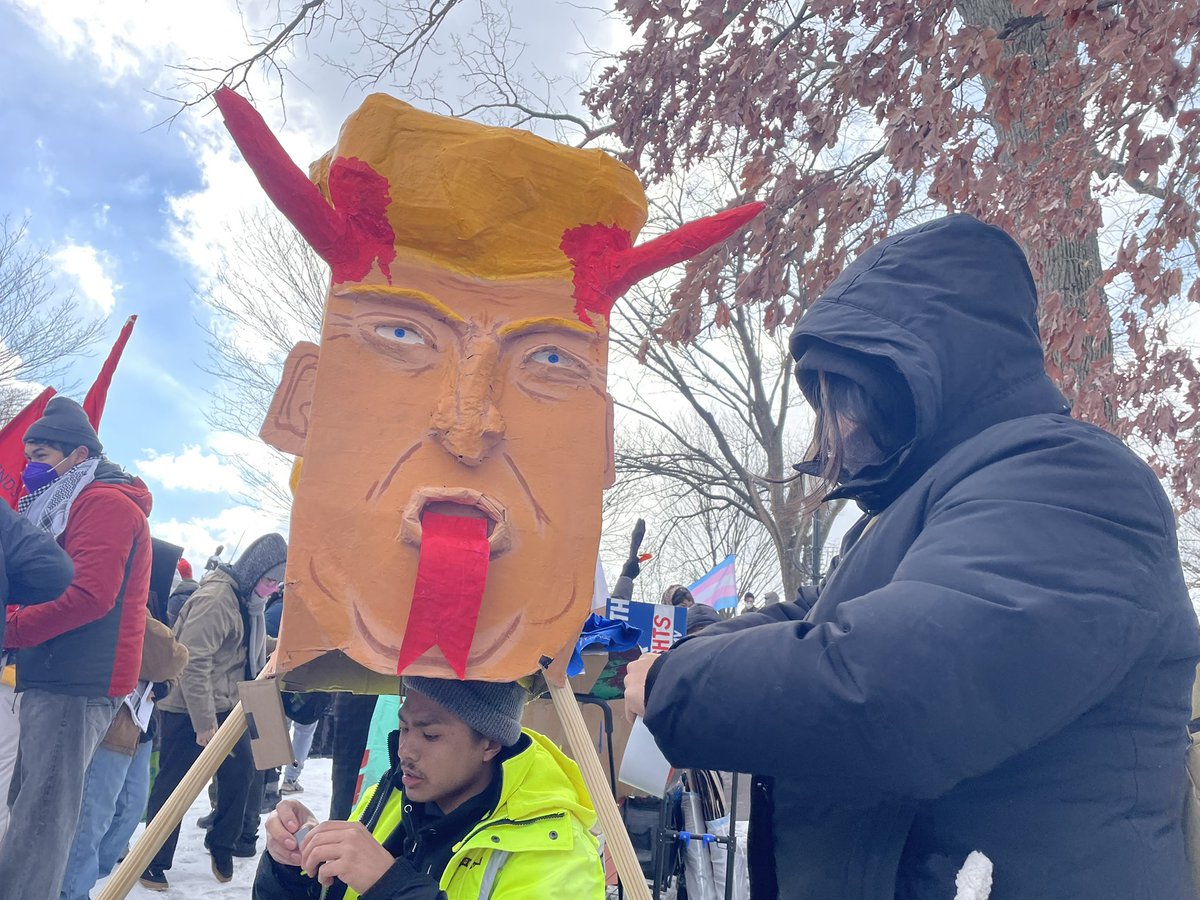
[621,519,647,580]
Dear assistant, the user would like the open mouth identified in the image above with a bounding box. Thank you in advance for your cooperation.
[400,488,512,557]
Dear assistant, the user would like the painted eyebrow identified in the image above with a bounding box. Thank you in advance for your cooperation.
[498,316,597,339]
[333,285,466,324]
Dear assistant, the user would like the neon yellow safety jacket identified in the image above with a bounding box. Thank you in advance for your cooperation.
[341,728,605,900]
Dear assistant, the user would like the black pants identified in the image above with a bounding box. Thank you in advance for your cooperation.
[329,693,377,820]
[147,710,254,868]
[243,768,266,839]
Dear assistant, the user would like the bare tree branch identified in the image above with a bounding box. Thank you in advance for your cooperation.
[200,208,327,515]
[0,217,106,423]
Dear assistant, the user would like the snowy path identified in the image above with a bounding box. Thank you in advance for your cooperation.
[95,758,333,899]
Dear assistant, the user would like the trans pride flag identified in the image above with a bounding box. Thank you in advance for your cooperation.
[688,554,738,611]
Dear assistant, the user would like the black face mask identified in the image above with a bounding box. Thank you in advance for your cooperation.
[837,425,888,483]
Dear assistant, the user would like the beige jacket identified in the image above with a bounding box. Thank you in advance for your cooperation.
[140,616,189,683]
[158,569,247,734]
[100,617,190,755]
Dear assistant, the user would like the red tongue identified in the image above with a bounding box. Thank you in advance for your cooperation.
[396,512,491,678]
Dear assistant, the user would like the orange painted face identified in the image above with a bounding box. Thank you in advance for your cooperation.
[217,88,760,684]
[267,256,614,681]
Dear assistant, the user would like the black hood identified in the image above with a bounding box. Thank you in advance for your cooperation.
[791,214,1069,512]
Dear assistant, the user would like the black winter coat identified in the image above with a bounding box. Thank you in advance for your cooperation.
[165,578,199,627]
[0,501,74,650]
[684,601,721,635]
[642,215,1200,899]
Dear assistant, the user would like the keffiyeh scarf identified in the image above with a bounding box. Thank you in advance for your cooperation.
[18,457,101,537]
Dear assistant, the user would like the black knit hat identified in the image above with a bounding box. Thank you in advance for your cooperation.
[403,677,527,747]
[24,397,103,455]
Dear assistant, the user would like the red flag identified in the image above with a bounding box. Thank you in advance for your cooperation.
[83,315,137,428]
[0,316,138,510]
[0,387,57,509]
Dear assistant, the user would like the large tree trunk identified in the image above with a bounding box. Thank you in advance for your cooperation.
[776,509,809,601]
[955,0,1114,404]
[771,485,844,600]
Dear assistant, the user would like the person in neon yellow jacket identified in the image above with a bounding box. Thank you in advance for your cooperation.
[253,677,605,900]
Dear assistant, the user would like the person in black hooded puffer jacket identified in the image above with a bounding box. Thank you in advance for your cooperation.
[624,215,1200,900]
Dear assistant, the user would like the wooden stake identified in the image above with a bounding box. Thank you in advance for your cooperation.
[547,676,652,900]
[97,704,249,900]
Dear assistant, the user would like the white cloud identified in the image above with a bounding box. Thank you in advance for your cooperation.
[11,0,247,83]
[135,428,295,499]
[165,133,293,289]
[207,431,289,480]
[50,243,120,313]
[151,504,288,573]
[134,444,246,493]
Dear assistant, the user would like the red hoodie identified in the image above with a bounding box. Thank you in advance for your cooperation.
[5,473,153,697]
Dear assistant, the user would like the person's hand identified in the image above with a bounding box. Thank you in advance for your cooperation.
[195,727,217,747]
[299,820,395,892]
[621,519,648,579]
[265,799,318,867]
[624,652,661,722]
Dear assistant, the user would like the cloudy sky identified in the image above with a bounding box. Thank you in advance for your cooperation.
[0,0,620,568]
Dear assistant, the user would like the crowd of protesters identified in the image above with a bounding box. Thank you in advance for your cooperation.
[0,397,300,897]
[2,214,1200,900]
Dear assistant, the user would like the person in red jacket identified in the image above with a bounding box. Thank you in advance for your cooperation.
[0,396,152,900]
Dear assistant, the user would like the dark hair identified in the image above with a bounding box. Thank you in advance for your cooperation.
[801,370,908,510]
[666,585,694,607]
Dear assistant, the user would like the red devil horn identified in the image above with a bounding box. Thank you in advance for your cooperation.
[612,201,766,298]
[561,201,765,325]
[214,87,346,263]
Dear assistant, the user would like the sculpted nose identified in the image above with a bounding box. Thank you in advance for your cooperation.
[430,336,506,467]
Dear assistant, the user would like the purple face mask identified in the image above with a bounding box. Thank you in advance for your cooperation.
[21,461,60,494]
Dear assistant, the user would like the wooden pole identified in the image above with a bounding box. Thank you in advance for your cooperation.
[97,704,248,900]
[547,676,652,900]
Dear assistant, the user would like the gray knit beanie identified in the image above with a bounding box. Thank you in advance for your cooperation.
[24,397,103,455]
[403,677,527,747]
[226,533,288,597]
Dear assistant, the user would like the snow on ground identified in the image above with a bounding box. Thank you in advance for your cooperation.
[96,757,333,899]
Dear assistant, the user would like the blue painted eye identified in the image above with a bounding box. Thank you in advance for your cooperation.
[531,349,565,365]
[375,324,427,346]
